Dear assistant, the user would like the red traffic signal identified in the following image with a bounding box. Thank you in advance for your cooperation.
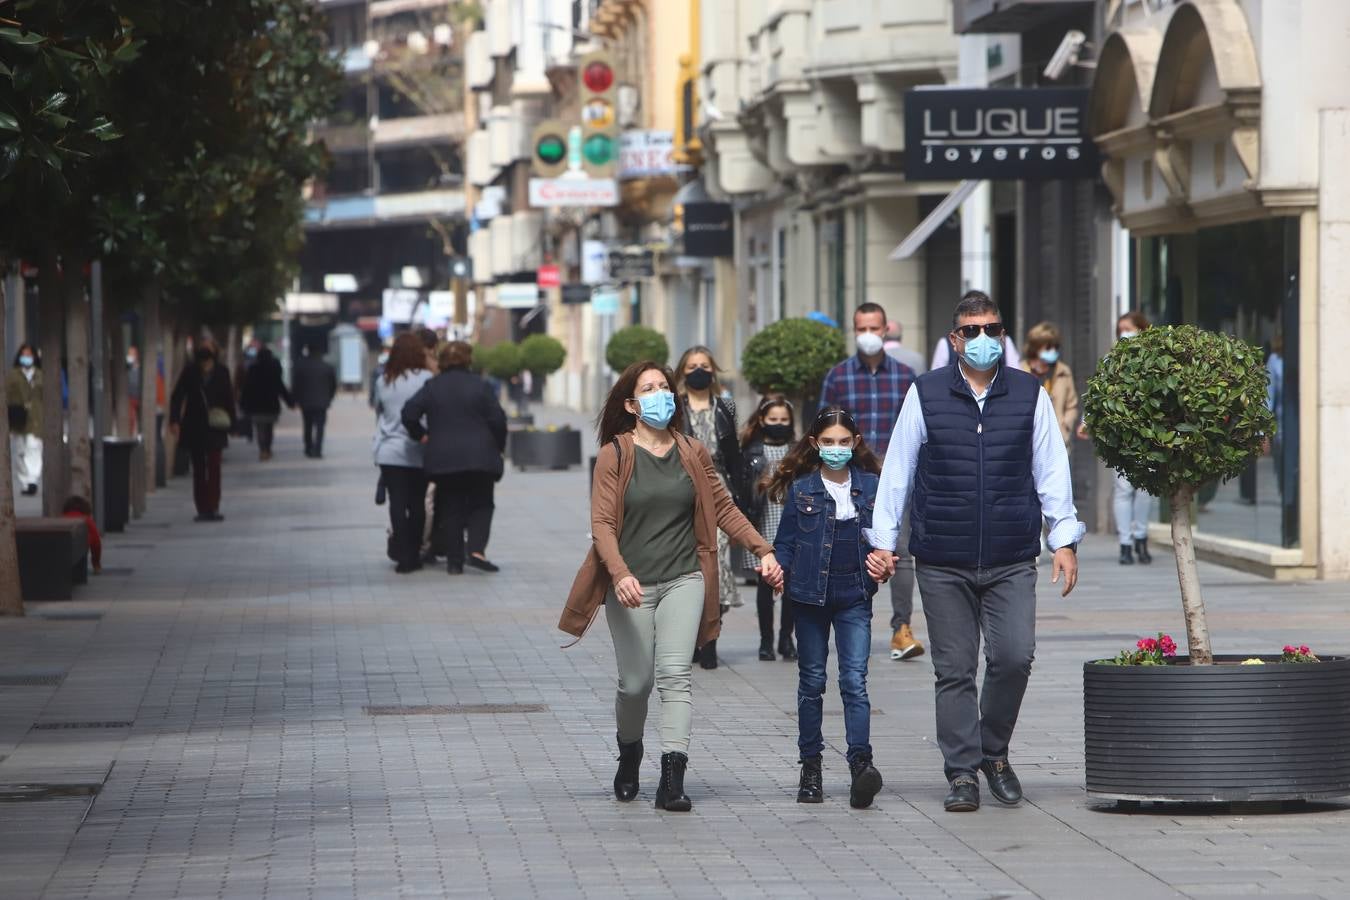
[582,60,614,93]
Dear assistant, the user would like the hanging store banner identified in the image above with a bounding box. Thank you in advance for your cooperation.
[618,130,686,179]
[561,283,593,305]
[608,247,655,281]
[682,202,734,257]
[381,288,419,324]
[581,239,609,284]
[903,87,1097,180]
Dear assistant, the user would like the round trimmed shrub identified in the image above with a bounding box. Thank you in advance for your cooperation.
[740,317,847,398]
[477,341,523,381]
[605,325,668,373]
[519,333,567,377]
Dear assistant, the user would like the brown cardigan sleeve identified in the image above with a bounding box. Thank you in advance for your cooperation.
[694,439,772,558]
[590,439,633,583]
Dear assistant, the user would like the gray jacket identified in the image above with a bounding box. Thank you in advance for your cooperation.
[373,370,433,468]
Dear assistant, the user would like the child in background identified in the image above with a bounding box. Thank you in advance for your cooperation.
[738,394,798,661]
[765,406,891,809]
[62,496,102,575]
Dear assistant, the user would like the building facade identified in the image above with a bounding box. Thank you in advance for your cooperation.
[1088,0,1350,578]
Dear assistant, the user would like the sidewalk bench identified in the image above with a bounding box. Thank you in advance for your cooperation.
[16,517,89,601]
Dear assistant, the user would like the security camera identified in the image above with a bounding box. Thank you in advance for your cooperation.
[1043,30,1087,80]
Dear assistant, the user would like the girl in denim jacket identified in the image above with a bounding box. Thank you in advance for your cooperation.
[765,406,892,808]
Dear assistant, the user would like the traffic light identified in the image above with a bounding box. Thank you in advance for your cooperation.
[531,119,569,178]
[578,50,618,179]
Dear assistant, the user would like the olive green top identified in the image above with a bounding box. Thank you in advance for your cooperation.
[619,444,698,584]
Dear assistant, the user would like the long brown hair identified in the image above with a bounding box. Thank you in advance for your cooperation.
[762,405,882,503]
[674,345,723,397]
[383,332,426,384]
[596,360,685,446]
[739,393,794,448]
[1118,311,1151,333]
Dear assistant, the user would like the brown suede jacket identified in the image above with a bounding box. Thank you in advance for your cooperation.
[560,430,772,648]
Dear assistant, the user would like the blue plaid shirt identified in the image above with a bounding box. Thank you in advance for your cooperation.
[819,353,916,458]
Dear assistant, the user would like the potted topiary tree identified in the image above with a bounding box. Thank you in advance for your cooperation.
[512,334,580,471]
[740,317,847,413]
[1081,324,1350,804]
[605,325,668,374]
[478,341,530,426]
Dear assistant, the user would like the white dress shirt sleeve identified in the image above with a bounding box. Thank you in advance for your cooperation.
[864,383,925,552]
[1033,389,1088,550]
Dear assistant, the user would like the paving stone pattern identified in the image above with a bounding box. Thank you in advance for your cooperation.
[2,397,1349,899]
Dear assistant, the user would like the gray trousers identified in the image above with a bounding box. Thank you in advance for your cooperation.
[1113,473,1153,544]
[888,516,916,631]
[915,560,1037,781]
[605,571,705,754]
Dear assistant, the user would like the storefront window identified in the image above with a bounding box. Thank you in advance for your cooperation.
[1136,217,1299,548]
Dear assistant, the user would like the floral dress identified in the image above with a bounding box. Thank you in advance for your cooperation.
[686,400,742,610]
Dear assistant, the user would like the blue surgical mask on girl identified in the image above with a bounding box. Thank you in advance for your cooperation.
[636,390,676,429]
[1039,348,1060,365]
[818,445,853,470]
[18,355,34,368]
[960,333,1002,371]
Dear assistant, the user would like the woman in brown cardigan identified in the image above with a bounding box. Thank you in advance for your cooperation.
[561,361,782,812]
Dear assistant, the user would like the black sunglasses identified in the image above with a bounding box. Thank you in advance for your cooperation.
[953,322,1006,340]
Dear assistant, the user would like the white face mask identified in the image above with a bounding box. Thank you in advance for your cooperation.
[1118,331,1138,341]
[855,332,885,356]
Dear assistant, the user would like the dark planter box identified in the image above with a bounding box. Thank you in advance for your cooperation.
[1084,655,1350,803]
[100,437,137,533]
[510,428,582,471]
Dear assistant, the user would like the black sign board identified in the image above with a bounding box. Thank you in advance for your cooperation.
[903,88,1097,181]
[561,283,593,305]
[608,248,655,281]
[682,202,734,257]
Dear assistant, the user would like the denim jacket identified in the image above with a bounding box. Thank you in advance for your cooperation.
[773,466,880,606]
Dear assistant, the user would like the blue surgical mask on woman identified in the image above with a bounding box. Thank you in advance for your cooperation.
[18,354,34,368]
[960,333,1002,371]
[1039,348,1060,365]
[636,390,675,429]
[818,445,853,470]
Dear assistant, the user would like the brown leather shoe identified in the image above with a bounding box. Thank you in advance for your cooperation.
[890,624,925,661]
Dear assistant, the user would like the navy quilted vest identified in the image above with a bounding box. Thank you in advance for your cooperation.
[907,363,1042,567]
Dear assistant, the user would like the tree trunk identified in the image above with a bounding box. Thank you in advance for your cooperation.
[162,320,181,477]
[1170,484,1212,665]
[140,283,161,494]
[0,268,24,615]
[38,254,66,516]
[64,254,92,503]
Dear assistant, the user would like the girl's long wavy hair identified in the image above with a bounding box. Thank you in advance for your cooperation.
[762,405,881,503]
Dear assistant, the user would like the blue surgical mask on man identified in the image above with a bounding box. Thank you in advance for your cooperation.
[1039,348,1060,365]
[818,445,853,470]
[636,390,675,429]
[960,333,1002,371]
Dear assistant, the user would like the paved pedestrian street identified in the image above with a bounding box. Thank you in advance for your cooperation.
[3,397,1349,900]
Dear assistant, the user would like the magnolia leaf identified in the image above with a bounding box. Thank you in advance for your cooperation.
[0,110,19,132]
[0,28,44,46]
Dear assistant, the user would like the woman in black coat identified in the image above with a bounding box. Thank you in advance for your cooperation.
[169,343,236,522]
[401,341,507,575]
[239,347,294,461]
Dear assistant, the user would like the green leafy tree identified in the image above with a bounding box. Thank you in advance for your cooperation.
[740,318,847,409]
[519,334,566,378]
[1083,325,1274,665]
[605,325,668,373]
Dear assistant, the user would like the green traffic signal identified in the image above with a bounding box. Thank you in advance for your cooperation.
[583,134,613,166]
[537,135,566,165]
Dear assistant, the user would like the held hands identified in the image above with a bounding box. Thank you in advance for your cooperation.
[1051,547,1079,597]
[865,550,897,584]
[756,553,783,592]
[614,575,644,608]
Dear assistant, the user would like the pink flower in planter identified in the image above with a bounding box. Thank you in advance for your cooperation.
[1159,635,1178,657]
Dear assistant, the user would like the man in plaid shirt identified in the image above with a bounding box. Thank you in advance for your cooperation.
[819,302,923,661]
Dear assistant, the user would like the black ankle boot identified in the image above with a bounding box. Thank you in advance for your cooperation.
[655,752,692,811]
[1134,537,1152,564]
[848,753,883,809]
[1119,544,1135,565]
[758,639,775,661]
[778,633,797,661]
[699,639,718,669]
[614,735,643,802]
[798,755,823,803]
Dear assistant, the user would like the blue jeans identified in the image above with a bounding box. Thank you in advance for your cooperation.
[795,572,874,763]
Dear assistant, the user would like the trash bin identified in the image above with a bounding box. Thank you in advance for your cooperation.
[101,437,137,533]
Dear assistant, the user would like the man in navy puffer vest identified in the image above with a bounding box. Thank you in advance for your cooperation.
[864,291,1086,813]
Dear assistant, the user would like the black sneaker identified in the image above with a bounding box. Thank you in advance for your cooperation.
[848,754,883,809]
[466,556,499,573]
[1119,544,1135,565]
[944,775,980,812]
[447,563,464,575]
[980,758,1023,805]
[797,756,823,803]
